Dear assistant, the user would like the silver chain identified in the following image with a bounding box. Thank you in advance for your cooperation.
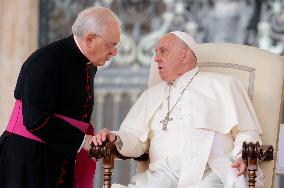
[161,70,199,131]
[168,70,199,115]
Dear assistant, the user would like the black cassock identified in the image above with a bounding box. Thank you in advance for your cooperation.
[0,35,96,188]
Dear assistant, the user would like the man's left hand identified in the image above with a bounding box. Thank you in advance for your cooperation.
[231,159,246,176]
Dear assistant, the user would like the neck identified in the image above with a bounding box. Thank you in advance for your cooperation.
[167,65,197,84]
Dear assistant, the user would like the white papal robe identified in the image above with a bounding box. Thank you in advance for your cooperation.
[112,66,264,188]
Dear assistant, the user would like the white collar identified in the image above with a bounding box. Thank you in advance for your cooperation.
[74,35,92,64]
[73,35,85,55]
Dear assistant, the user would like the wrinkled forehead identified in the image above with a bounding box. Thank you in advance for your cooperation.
[155,33,186,50]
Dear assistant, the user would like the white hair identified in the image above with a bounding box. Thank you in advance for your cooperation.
[72,6,120,37]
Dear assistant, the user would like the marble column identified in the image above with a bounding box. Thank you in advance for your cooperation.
[111,91,123,183]
[93,90,107,132]
[0,0,39,133]
[112,91,123,130]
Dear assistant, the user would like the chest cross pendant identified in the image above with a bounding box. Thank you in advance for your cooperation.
[160,113,173,131]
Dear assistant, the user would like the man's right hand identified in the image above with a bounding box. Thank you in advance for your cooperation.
[92,128,116,146]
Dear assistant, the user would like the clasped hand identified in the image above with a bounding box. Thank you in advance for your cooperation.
[231,159,247,176]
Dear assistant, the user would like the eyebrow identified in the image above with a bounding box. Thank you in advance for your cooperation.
[112,41,120,48]
[155,47,167,52]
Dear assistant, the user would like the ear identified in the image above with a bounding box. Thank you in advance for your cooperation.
[180,48,190,65]
[188,50,197,63]
[85,33,96,48]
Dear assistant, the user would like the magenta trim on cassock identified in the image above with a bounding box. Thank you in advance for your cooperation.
[6,100,96,188]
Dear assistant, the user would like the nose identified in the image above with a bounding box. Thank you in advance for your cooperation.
[154,54,161,63]
[110,47,118,56]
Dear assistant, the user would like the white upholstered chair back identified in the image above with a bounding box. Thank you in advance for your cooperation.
[147,43,284,188]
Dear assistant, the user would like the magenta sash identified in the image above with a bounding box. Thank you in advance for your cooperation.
[6,100,96,188]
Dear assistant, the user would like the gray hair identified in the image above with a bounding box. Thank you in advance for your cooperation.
[72,6,120,37]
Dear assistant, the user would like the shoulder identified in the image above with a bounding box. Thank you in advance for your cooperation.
[197,71,239,87]
[192,71,243,98]
[144,81,166,95]
[23,37,69,72]
[133,82,166,102]
[20,38,68,80]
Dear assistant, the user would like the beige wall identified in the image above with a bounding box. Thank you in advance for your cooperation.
[0,0,38,134]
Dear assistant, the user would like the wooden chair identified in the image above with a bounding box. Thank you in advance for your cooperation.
[90,43,284,188]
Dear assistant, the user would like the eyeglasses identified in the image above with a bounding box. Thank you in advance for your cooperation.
[95,34,120,49]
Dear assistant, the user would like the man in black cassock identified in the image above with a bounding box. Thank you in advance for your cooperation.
[0,6,121,188]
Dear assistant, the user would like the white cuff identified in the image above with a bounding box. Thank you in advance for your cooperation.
[77,134,86,153]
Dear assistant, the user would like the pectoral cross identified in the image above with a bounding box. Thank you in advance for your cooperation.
[160,113,173,131]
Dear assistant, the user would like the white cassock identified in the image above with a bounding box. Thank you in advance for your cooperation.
[112,66,264,188]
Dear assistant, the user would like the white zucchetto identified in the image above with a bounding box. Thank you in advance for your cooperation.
[170,31,197,57]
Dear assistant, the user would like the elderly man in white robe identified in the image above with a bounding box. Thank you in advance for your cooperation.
[92,31,264,188]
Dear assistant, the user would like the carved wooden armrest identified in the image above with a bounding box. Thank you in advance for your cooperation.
[88,141,149,188]
[242,141,274,188]
[88,141,273,188]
